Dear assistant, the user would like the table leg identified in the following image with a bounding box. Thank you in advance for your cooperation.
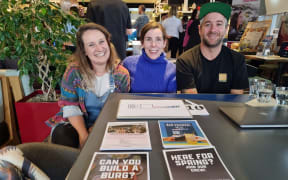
[275,62,285,86]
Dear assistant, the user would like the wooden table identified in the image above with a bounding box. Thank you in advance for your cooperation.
[245,55,288,85]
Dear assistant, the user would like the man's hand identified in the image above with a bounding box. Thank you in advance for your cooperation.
[182,88,198,94]
[126,29,132,35]
[230,89,244,94]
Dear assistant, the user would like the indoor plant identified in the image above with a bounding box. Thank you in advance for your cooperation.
[0,0,83,101]
[0,0,83,142]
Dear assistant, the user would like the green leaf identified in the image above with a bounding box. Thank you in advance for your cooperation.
[0,34,5,41]
[40,8,47,16]
[3,46,9,53]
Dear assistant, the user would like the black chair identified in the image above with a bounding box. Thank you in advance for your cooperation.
[17,142,80,179]
[0,79,9,146]
[0,122,9,146]
[246,64,258,77]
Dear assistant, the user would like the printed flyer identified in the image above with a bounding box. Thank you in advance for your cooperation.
[163,147,234,180]
[84,152,149,180]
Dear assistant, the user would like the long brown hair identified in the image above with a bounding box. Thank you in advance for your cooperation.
[72,23,119,83]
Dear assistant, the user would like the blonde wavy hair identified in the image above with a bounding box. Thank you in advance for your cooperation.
[70,23,120,89]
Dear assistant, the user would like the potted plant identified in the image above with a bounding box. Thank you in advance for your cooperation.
[0,0,83,142]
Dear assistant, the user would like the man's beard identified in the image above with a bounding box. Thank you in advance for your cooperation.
[202,33,224,48]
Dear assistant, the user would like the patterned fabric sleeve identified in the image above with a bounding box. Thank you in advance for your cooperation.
[113,64,130,92]
[58,62,82,107]
[46,62,86,127]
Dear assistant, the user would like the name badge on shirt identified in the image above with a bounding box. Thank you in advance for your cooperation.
[218,73,227,82]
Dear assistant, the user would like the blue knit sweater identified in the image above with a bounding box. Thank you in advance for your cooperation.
[123,49,176,93]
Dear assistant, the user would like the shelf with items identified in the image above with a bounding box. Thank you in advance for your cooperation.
[178,10,192,14]
[154,0,169,16]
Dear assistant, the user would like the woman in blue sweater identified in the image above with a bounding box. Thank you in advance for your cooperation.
[123,22,176,93]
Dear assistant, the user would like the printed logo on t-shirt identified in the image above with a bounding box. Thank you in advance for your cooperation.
[218,73,227,82]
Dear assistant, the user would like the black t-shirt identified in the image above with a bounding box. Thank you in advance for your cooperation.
[176,45,249,93]
[199,51,222,93]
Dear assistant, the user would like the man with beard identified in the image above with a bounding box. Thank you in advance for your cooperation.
[176,2,248,94]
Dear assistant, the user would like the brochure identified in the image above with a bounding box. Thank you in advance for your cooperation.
[84,152,150,180]
[163,147,234,180]
[100,122,151,151]
[158,120,211,148]
[184,100,210,116]
[116,99,192,120]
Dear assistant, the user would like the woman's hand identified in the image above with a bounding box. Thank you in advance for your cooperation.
[88,126,93,133]
[79,126,94,149]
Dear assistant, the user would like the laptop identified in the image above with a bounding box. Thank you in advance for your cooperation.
[219,104,288,128]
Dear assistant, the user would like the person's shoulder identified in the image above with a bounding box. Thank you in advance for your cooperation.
[123,55,140,65]
[142,15,149,21]
[114,64,129,77]
[65,62,80,74]
[176,17,182,22]
[166,61,176,72]
[222,46,244,59]
[221,46,245,67]
[162,19,168,25]
[62,62,81,81]
[118,0,129,8]
[179,46,199,60]
[165,58,176,66]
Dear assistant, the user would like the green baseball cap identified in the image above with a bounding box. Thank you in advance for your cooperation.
[199,2,232,21]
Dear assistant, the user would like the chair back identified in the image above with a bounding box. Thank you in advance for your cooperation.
[246,64,258,77]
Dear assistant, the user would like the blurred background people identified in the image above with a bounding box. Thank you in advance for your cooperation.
[161,13,168,23]
[132,4,149,40]
[162,6,183,58]
[178,16,188,55]
[228,11,245,41]
[122,22,176,93]
[184,8,201,51]
[64,6,80,53]
[86,0,132,60]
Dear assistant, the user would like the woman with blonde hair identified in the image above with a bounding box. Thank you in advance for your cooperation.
[46,23,130,148]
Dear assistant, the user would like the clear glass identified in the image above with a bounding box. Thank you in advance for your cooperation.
[275,87,288,105]
[249,78,259,97]
[249,79,270,98]
[256,81,274,103]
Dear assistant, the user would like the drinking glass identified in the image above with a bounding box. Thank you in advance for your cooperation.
[257,81,274,103]
[275,87,288,105]
[249,79,270,98]
[248,78,259,97]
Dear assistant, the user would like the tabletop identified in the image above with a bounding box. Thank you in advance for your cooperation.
[68,93,288,180]
[245,55,288,62]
